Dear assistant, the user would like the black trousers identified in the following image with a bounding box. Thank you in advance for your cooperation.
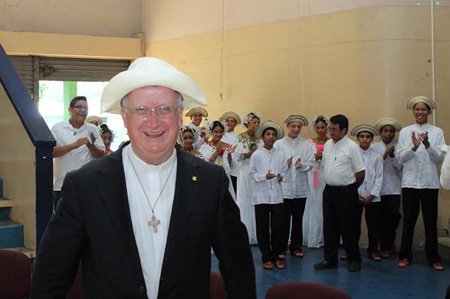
[399,188,441,264]
[364,201,381,254]
[379,195,401,252]
[323,184,362,263]
[282,198,306,253]
[255,203,284,263]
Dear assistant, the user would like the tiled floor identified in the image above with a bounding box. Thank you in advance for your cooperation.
[211,246,449,299]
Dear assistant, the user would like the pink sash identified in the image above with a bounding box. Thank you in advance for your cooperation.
[308,139,324,189]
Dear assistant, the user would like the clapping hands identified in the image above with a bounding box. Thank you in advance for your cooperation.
[411,131,430,151]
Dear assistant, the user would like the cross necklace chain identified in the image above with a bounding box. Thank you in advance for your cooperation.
[127,151,176,233]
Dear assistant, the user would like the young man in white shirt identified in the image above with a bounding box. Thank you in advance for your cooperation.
[250,120,287,270]
[314,114,365,272]
[185,107,208,150]
[372,118,403,259]
[352,125,383,261]
[397,96,445,271]
[274,115,314,259]
[51,96,105,212]
[220,111,241,193]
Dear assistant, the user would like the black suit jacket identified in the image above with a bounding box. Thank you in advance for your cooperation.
[31,145,256,299]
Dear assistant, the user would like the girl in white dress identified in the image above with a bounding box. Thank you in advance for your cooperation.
[303,115,329,248]
[199,121,236,201]
[236,113,261,245]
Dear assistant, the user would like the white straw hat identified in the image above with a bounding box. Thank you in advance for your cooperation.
[283,115,308,126]
[374,118,402,132]
[256,120,284,140]
[85,115,103,126]
[185,107,208,117]
[101,57,208,114]
[219,111,241,125]
[351,124,379,137]
[406,96,436,110]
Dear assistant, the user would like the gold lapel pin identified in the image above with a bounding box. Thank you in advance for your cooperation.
[192,176,197,181]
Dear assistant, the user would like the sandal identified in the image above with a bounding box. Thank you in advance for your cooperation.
[369,252,381,261]
[381,251,391,259]
[292,250,304,258]
[278,253,286,260]
[275,260,285,269]
[432,262,445,271]
[398,258,409,268]
[340,254,347,261]
[263,261,274,270]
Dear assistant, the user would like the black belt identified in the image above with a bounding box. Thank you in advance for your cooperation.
[325,183,357,190]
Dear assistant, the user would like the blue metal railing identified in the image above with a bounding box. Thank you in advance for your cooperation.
[0,44,55,249]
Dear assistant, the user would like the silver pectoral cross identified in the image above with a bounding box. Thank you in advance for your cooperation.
[149,215,161,233]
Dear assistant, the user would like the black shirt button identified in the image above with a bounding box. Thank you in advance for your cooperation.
[138,286,146,294]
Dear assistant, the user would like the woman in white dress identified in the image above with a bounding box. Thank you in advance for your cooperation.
[303,115,329,248]
[236,113,261,245]
[199,121,236,201]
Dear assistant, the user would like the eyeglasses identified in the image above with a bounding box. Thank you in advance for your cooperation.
[124,104,181,120]
[327,126,340,132]
[72,105,89,111]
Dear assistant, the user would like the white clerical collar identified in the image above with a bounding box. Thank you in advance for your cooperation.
[128,144,177,173]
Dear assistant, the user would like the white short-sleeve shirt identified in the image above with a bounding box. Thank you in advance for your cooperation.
[51,121,105,190]
[323,136,365,186]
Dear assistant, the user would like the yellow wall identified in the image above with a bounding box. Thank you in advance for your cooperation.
[0,30,142,60]
[0,85,37,250]
[0,0,141,38]
[147,6,450,248]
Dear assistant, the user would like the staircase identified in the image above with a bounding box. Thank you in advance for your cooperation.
[0,177,33,257]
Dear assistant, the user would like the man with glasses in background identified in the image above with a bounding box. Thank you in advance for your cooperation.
[314,114,365,272]
[32,58,256,299]
[50,96,105,213]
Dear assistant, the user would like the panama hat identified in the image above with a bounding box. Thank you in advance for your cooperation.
[256,120,284,140]
[101,57,208,114]
[85,115,103,126]
[406,96,436,110]
[283,115,308,126]
[219,111,241,125]
[185,107,208,117]
[351,124,379,137]
[374,118,402,132]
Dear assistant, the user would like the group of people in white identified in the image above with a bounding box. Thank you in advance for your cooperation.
[178,95,447,272]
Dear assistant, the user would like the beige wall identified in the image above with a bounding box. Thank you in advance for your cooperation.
[0,30,142,59]
[0,0,142,37]
[145,3,450,248]
[0,0,449,249]
[144,0,450,42]
[0,85,37,250]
